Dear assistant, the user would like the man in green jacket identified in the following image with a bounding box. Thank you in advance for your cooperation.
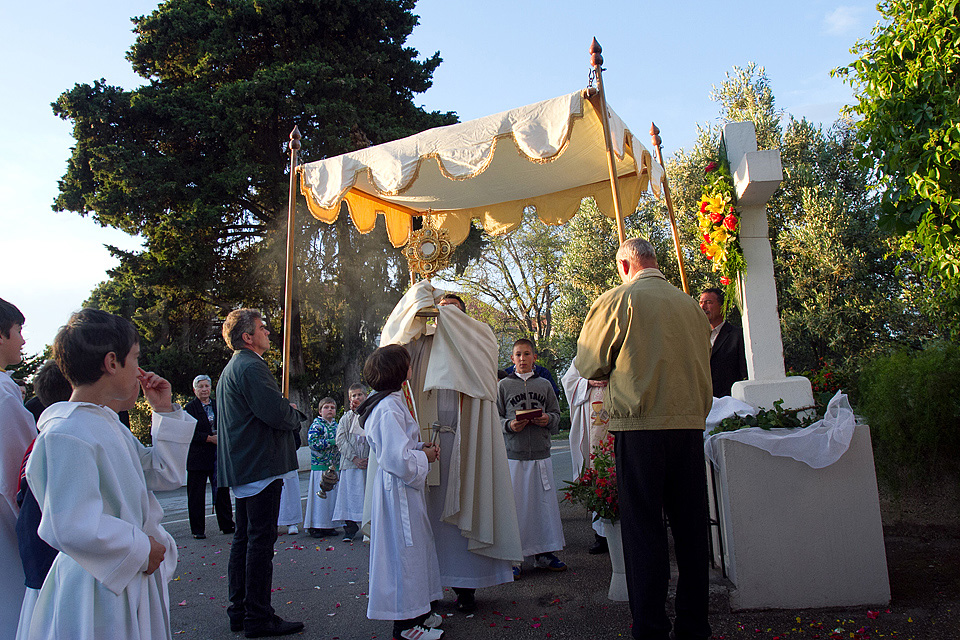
[575,238,713,640]
[217,309,306,638]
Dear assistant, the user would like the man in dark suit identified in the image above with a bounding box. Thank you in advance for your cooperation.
[217,309,306,638]
[699,288,748,398]
[184,374,235,539]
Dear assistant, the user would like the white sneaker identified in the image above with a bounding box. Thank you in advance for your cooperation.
[422,612,443,629]
[399,625,443,640]
[287,525,299,535]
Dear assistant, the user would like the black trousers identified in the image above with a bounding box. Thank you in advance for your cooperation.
[186,468,235,535]
[614,430,711,640]
[228,479,283,627]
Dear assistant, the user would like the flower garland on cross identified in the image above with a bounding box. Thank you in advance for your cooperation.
[697,159,745,313]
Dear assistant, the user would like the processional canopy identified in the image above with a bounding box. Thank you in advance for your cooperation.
[298,90,664,248]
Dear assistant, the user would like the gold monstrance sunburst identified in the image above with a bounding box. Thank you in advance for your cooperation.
[403,226,452,279]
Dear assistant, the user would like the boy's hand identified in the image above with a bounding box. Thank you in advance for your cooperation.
[531,415,550,427]
[145,535,166,575]
[353,456,368,470]
[138,369,173,413]
[423,442,440,463]
[510,419,529,433]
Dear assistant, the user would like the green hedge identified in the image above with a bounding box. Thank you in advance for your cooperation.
[857,341,960,486]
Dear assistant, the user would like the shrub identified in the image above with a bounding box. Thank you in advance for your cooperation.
[128,392,192,446]
[857,341,960,487]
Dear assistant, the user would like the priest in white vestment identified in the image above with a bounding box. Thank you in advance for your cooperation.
[561,362,610,551]
[378,281,522,612]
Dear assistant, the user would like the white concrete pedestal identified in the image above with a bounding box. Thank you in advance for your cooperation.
[732,376,814,417]
[711,424,890,609]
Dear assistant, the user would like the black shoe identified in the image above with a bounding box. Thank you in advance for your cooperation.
[588,534,608,555]
[231,620,244,632]
[193,533,206,540]
[308,528,323,538]
[454,594,477,613]
[222,526,236,535]
[244,616,304,638]
[319,528,339,536]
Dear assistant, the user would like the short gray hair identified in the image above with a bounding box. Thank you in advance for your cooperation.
[193,374,212,388]
[617,237,657,267]
[222,308,263,351]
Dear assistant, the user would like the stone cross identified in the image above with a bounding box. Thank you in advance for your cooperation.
[723,122,813,412]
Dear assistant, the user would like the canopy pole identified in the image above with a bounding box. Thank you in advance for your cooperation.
[589,38,626,246]
[281,125,301,398]
[649,123,690,295]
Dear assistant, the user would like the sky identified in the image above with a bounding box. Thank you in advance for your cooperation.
[0,0,882,355]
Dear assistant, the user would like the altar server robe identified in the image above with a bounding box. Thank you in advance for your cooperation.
[24,402,194,640]
[1,371,35,638]
[365,392,441,620]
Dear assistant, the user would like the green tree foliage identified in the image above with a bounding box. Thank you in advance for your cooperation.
[53,0,455,401]
[450,213,565,371]
[857,341,960,486]
[555,63,928,382]
[835,0,960,329]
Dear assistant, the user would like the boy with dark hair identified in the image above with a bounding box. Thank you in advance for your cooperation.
[0,298,35,638]
[25,359,74,422]
[498,338,566,575]
[357,345,443,640]
[22,308,195,640]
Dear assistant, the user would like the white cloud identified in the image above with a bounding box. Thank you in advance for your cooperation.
[823,6,869,37]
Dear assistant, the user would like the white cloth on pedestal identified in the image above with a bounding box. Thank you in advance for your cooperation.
[704,392,857,469]
[24,401,194,640]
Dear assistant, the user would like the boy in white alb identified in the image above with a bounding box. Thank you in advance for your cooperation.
[0,299,35,638]
[303,397,341,537]
[498,338,566,574]
[357,345,443,640]
[23,308,195,640]
[332,384,368,542]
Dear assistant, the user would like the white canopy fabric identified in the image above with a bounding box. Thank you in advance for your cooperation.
[299,90,664,247]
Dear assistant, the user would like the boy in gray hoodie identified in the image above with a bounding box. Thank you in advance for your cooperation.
[497,339,566,574]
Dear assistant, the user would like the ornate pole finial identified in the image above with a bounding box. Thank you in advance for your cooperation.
[289,125,302,153]
[590,37,603,68]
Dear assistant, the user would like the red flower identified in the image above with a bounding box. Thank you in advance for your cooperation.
[723,213,737,231]
[703,232,710,242]
[709,211,724,224]
[720,276,730,285]
[700,242,708,254]
[699,200,709,213]
[705,161,717,173]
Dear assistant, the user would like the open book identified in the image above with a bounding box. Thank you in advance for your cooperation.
[515,408,543,421]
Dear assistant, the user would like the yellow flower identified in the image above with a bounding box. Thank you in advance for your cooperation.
[703,194,725,214]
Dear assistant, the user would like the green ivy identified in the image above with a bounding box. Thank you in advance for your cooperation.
[709,399,819,436]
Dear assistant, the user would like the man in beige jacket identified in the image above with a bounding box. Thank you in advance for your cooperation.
[575,238,713,640]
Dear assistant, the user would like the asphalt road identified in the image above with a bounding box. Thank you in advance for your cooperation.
[156,443,960,640]
[159,444,643,639]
